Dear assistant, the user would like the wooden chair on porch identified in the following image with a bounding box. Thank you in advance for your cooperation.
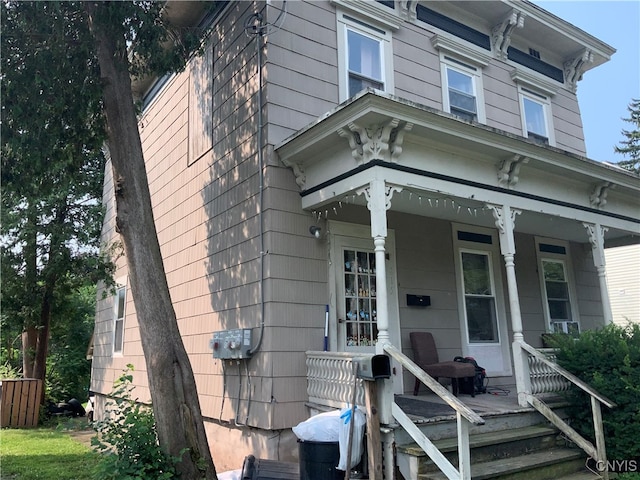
[409,331,476,397]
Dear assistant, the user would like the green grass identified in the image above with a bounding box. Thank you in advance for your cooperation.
[0,422,99,480]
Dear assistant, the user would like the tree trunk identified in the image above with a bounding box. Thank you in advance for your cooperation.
[22,327,37,379]
[86,7,217,480]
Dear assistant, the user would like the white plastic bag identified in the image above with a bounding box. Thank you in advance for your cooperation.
[217,470,242,480]
[337,406,366,470]
[292,410,341,442]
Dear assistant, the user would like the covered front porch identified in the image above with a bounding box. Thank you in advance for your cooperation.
[276,90,638,479]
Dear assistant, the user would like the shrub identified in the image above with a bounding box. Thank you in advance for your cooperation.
[549,323,640,461]
[91,366,181,480]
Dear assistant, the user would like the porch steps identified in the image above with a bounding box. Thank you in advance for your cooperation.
[397,424,593,480]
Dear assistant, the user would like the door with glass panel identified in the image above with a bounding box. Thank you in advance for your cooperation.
[342,248,379,349]
[330,222,403,392]
[457,248,511,376]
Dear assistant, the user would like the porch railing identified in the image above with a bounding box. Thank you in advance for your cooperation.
[384,344,485,480]
[518,342,616,480]
[527,348,571,395]
[306,351,366,409]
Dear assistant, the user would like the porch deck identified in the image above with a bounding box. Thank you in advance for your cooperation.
[395,385,567,425]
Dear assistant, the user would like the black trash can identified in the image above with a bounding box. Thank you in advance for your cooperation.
[298,440,344,480]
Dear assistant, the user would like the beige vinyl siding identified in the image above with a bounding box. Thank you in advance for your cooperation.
[572,242,606,331]
[392,22,442,109]
[605,245,640,325]
[390,213,463,390]
[511,233,547,347]
[266,1,588,156]
[266,0,338,143]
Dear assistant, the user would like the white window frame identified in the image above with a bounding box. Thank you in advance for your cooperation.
[535,238,580,334]
[112,279,127,355]
[440,54,486,123]
[337,12,394,102]
[518,86,556,146]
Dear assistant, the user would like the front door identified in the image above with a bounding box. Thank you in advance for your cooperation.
[329,221,404,393]
[453,225,512,377]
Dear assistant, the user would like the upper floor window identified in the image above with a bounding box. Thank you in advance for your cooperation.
[440,56,486,123]
[348,28,383,94]
[520,88,554,145]
[337,13,394,102]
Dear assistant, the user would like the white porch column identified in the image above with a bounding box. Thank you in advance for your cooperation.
[358,179,401,433]
[359,179,402,350]
[583,222,613,325]
[487,204,530,406]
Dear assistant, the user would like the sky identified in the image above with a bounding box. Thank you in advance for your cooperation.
[534,1,640,164]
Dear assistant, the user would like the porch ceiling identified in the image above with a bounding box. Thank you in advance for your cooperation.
[275,90,640,246]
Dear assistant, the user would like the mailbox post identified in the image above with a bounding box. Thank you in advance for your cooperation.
[355,354,390,480]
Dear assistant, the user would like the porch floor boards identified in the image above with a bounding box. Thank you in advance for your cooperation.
[397,384,567,423]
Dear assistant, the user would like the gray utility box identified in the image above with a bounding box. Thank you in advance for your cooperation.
[210,329,253,359]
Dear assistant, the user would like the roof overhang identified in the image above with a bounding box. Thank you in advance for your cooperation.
[276,89,640,245]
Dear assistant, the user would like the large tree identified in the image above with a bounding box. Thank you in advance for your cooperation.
[614,98,640,173]
[84,2,217,478]
[3,2,218,478]
[1,1,112,386]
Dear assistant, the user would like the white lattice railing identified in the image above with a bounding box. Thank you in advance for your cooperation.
[527,348,571,395]
[306,351,366,409]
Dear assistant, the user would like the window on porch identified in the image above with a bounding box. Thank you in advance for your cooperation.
[541,259,579,335]
[536,239,580,335]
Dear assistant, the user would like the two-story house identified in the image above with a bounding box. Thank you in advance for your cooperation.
[90,0,640,474]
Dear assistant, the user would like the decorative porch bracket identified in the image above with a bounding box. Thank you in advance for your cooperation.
[583,222,613,325]
[337,119,413,164]
[497,154,529,188]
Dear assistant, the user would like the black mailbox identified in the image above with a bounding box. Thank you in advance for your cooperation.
[356,354,391,380]
[407,294,431,307]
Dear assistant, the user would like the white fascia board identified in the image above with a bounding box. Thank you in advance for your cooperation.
[509,0,616,62]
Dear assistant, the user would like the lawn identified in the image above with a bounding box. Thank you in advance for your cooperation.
[0,422,99,480]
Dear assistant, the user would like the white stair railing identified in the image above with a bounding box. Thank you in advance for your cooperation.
[384,344,484,480]
[305,349,484,480]
[519,342,616,480]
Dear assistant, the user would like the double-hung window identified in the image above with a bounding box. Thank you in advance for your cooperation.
[337,13,394,102]
[113,283,127,354]
[536,239,579,335]
[440,55,486,123]
[347,28,383,95]
[519,87,554,145]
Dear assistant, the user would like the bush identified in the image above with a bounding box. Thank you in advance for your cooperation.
[549,323,640,461]
[91,366,181,480]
